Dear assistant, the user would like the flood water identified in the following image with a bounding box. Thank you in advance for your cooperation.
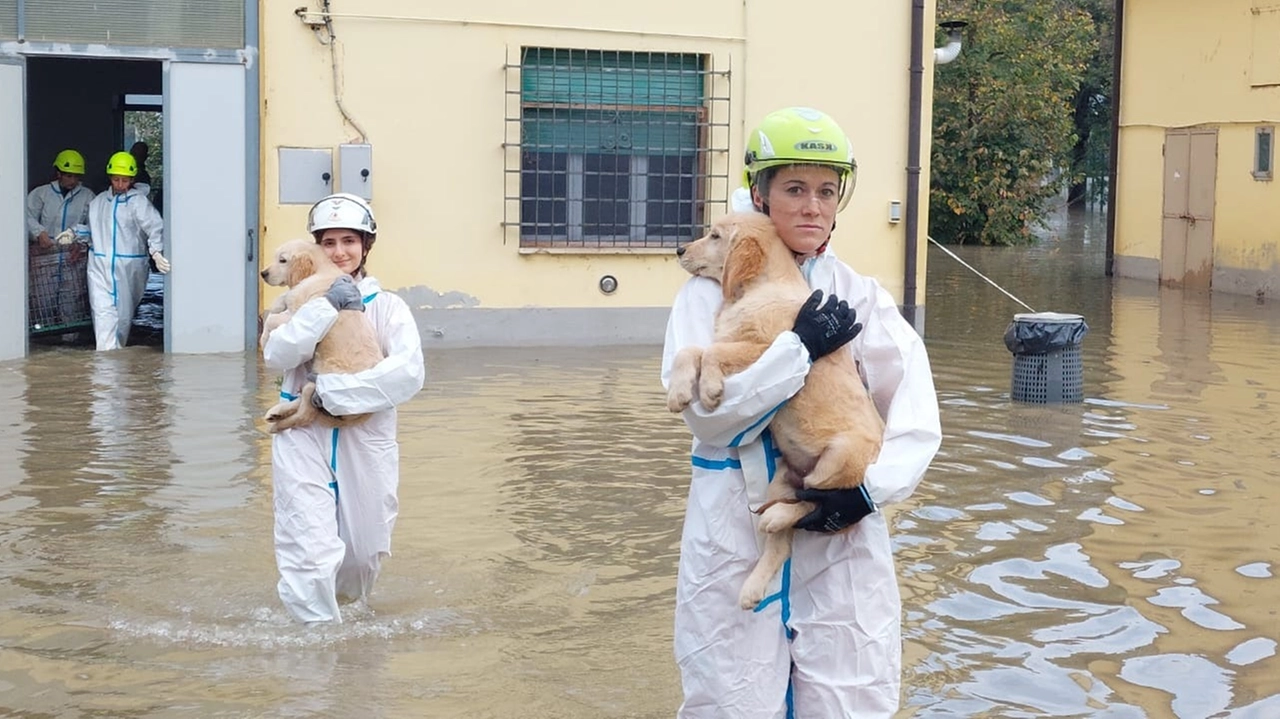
[2,206,1278,718]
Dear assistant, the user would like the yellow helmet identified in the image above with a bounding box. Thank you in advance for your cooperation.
[743,107,858,210]
[106,151,138,178]
[53,149,86,175]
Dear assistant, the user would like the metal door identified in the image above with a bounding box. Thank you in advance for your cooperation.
[163,61,248,353]
[1161,128,1217,289]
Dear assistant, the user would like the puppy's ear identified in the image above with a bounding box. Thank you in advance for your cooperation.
[287,248,315,287]
[721,225,764,303]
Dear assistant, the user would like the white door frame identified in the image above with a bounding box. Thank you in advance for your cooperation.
[0,45,258,358]
[0,59,28,362]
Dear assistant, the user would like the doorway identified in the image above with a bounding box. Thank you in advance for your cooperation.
[24,57,165,348]
[1160,128,1218,290]
[3,54,251,360]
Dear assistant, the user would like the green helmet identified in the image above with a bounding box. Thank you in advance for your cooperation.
[106,151,138,178]
[53,149,86,175]
[743,107,858,210]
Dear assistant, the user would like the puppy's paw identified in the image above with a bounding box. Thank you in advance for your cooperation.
[264,400,299,424]
[738,576,768,611]
[759,504,808,534]
[698,378,725,411]
[667,383,694,413]
[758,505,793,534]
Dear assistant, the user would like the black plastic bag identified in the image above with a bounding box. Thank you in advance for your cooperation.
[1003,313,1089,355]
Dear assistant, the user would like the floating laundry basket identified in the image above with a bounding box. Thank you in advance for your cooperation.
[1003,312,1089,404]
[28,242,92,335]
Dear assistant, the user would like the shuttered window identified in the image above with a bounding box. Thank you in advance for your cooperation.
[0,0,15,40]
[21,0,244,49]
[505,48,729,248]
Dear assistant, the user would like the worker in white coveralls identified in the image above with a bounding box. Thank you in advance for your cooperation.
[660,107,942,717]
[26,149,94,251]
[262,192,425,623]
[86,151,169,351]
[26,149,96,326]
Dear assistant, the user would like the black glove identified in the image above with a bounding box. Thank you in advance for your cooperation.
[793,485,877,533]
[307,372,335,417]
[324,275,364,312]
[791,289,861,361]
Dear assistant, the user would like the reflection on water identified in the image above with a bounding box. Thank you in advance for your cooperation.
[1,205,1278,717]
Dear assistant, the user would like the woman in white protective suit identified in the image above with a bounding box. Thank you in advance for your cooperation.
[86,151,169,351]
[660,107,942,717]
[261,192,425,624]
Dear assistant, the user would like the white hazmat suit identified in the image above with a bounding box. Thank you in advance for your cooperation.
[26,181,94,243]
[262,275,425,623]
[26,182,95,327]
[661,245,942,718]
[86,187,164,350]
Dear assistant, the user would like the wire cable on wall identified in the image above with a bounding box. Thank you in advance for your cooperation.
[316,0,369,143]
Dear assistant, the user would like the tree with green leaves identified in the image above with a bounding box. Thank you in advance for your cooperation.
[1067,0,1115,206]
[930,0,1099,245]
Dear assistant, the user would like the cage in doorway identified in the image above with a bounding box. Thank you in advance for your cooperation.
[29,243,92,335]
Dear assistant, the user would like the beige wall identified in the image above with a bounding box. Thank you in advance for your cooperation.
[1114,0,1280,294]
[260,0,938,332]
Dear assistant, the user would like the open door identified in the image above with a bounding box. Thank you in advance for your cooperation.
[0,60,27,361]
[164,62,248,354]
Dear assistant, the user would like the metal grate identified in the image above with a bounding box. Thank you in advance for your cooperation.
[1011,346,1083,404]
[503,47,731,249]
[28,245,92,335]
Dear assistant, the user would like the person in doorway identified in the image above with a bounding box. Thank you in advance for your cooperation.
[261,192,425,624]
[86,151,170,351]
[26,149,96,326]
[26,149,95,252]
[660,107,942,717]
[130,141,153,195]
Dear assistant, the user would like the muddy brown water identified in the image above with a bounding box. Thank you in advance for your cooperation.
[2,206,1277,717]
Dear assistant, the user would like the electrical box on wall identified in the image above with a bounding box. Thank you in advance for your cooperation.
[278,147,334,204]
[339,143,373,201]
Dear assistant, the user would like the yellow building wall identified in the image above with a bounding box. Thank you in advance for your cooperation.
[1114,0,1280,292]
[260,0,938,323]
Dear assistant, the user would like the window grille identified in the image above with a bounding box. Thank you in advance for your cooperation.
[503,47,731,249]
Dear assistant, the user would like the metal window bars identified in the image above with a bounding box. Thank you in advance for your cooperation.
[503,46,731,249]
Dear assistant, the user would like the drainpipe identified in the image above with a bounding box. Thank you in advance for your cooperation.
[1105,0,1124,277]
[904,0,926,330]
[905,8,966,330]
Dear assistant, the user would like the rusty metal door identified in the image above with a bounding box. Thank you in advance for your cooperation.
[1161,128,1217,289]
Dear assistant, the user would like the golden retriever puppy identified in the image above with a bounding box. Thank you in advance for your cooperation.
[666,212,885,609]
[259,238,384,433]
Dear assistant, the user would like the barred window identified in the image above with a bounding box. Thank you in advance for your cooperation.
[504,47,730,249]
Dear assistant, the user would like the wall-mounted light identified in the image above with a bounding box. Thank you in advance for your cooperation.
[888,200,903,224]
[599,275,618,295]
[935,20,969,65]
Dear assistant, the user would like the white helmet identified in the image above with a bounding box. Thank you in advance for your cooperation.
[307,193,377,238]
